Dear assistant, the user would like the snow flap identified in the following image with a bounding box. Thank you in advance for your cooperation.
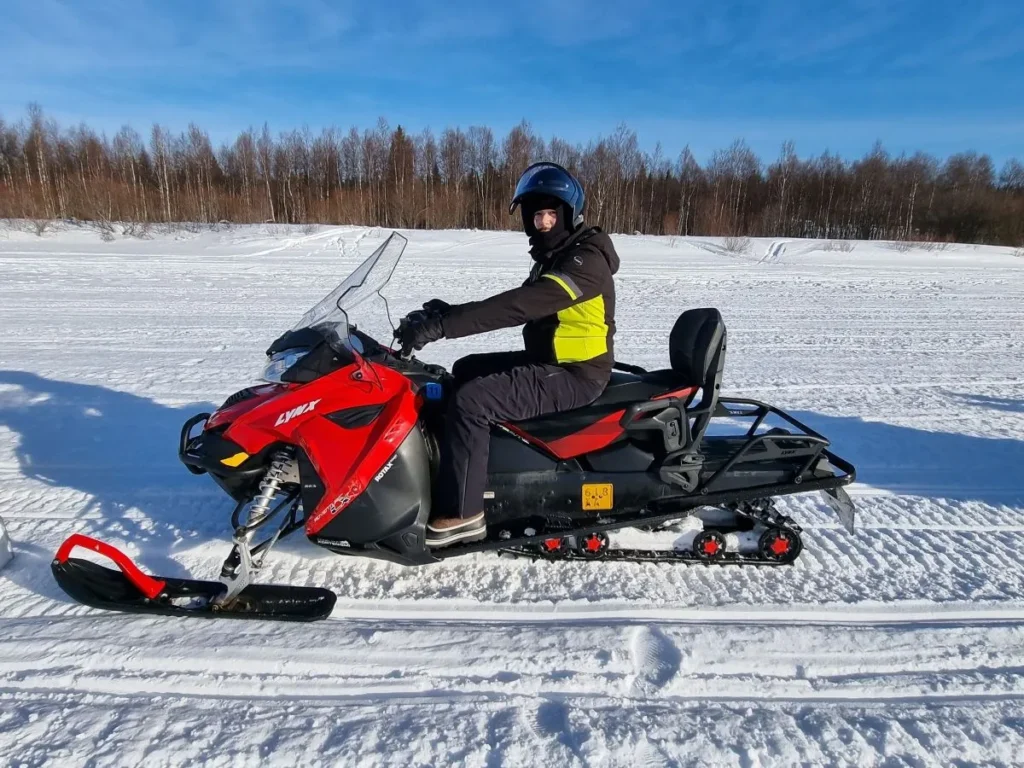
[0,516,12,571]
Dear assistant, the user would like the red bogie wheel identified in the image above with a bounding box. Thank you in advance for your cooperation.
[758,528,803,564]
[576,532,609,557]
[693,530,726,561]
[541,537,565,554]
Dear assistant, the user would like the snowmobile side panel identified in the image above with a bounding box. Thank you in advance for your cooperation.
[302,365,420,535]
[580,442,657,473]
[311,425,434,561]
[51,534,336,621]
[488,428,560,472]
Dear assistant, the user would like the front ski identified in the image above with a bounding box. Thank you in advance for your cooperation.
[52,534,336,622]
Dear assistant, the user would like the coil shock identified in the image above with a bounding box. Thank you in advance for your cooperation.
[218,448,297,604]
[238,449,295,533]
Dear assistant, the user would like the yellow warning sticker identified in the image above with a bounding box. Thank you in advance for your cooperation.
[582,483,614,511]
[220,451,249,467]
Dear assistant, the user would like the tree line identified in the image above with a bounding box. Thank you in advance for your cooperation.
[1,104,1022,245]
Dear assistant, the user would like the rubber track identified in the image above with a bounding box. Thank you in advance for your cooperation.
[497,544,793,566]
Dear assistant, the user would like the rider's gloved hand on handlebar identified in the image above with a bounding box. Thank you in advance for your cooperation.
[422,299,451,317]
[397,310,445,353]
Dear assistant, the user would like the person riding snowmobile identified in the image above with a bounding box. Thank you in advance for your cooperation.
[398,162,621,547]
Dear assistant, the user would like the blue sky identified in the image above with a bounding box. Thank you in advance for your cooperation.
[2,0,1023,164]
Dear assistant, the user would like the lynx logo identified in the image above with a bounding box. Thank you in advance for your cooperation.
[374,457,396,483]
[275,399,321,426]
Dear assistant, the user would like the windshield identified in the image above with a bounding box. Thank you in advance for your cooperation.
[289,232,407,351]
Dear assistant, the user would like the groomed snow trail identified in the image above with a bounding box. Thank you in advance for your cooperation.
[1,224,1023,766]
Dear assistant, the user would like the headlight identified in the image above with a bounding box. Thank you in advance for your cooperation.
[261,348,309,383]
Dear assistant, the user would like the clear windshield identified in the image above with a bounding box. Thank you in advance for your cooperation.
[289,232,407,351]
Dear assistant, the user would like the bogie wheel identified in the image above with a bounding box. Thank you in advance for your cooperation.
[538,537,566,556]
[693,530,727,562]
[758,528,803,564]
[576,532,609,557]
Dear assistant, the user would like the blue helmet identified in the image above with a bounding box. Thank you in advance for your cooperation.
[509,162,586,228]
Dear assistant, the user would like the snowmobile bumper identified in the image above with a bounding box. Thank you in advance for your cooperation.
[51,534,336,621]
[179,412,212,475]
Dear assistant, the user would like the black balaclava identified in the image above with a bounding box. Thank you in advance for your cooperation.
[521,193,573,260]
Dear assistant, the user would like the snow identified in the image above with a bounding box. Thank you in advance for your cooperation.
[1,223,1023,766]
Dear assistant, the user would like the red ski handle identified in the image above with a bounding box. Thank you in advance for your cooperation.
[54,534,167,600]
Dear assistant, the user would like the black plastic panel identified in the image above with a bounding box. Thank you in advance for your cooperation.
[585,442,656,473]
[314,426,432,549]
[487,429,558,473]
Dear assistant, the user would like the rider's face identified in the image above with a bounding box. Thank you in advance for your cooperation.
[533,209,558,233]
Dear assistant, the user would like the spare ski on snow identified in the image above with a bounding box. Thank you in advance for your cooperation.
[51,534,336,622]
[0,515,12,572]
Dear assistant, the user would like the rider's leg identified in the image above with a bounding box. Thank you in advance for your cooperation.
[429,364,605,547]
[450,351,535,388]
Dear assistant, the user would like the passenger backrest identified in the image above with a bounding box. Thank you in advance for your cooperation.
[669,308,726,387]
[670,308,727,448]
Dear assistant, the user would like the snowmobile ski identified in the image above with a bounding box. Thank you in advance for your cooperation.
[52,534,336,622]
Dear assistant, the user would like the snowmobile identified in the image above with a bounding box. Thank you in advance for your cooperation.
[52,232,857,621]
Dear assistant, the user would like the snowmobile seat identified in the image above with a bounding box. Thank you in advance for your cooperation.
[594,307,726,407]
[617,307,727,456]
[587,369,688,407]
[504,309,727,459]
[590,306,726,406]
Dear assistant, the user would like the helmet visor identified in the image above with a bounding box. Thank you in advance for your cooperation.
[510,163,574,213]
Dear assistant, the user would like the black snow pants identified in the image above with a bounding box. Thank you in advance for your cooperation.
[436,352,607,519]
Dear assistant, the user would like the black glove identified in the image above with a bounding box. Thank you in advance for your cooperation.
[397,310,445,354]
[422,298,451,316]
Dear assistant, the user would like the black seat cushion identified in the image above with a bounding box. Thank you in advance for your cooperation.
[508,369,695,446]
[670,308,724,384]
[589,369,685,407]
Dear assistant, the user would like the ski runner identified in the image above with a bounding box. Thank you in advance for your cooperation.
[398,162,621,546]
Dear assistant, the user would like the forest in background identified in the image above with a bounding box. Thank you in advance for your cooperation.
[1,105,1022,246]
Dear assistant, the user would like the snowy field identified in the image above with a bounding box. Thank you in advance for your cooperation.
[1,223,1023,766]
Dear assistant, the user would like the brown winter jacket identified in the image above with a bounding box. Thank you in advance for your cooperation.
[442,227,620,381]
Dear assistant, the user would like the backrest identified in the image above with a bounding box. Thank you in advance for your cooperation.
[670,308,727,449]
[669,308,726,386]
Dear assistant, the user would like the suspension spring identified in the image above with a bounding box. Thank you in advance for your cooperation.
[242,449,295,531]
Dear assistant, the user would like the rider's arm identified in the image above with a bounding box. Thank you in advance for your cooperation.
[441,252,609,339]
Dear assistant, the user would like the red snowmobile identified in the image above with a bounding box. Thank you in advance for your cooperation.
[53,232,856,621]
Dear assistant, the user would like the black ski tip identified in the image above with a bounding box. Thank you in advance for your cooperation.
[52,557,337,622]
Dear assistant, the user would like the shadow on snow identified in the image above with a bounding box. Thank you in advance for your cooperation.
[792,406,1024,504]
[0,370,223,597]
